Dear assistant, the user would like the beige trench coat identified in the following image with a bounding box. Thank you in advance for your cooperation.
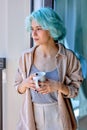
[14,43,83,130]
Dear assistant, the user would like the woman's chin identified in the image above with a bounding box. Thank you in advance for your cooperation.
[34,41,42,45]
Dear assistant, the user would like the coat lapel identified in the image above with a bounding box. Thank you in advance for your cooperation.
[56,53,67,82]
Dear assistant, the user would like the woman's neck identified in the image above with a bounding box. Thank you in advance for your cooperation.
[36,41,58,58]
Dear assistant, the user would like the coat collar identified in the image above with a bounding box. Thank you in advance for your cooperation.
[22,43,67,79]
[30,43,67,57]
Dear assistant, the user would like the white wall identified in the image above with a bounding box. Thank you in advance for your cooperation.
[0,0,30,130]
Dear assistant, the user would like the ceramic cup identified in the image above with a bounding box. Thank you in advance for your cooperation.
[33,72,46,88]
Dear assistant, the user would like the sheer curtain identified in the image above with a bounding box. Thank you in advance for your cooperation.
[54,0,87,123]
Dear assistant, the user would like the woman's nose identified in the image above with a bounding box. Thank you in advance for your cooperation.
[32,30,37,36]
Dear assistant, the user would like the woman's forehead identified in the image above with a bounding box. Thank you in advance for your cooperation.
[31,19,41,27]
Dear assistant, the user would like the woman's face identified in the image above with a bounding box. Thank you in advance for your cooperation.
[31,20,51,45]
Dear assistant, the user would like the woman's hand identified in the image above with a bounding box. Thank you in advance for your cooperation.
[23,74,37,90]
[36,79,61,94]
[18,74,36,94]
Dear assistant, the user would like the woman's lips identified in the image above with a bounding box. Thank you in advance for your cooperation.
[34,38,39,41]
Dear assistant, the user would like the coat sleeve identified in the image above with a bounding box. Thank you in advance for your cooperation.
[14,48,33,93]
[14,55,26,92]
[64,50,83,98]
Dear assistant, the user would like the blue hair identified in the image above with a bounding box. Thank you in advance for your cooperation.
[25,7,66,41]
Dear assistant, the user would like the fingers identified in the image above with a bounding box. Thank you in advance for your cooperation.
[30,85,36,91]
[37,86,49,94]
[29,73,36,80]
[36,79,57,94]
[24,74,36,90]
[36,84,51,94]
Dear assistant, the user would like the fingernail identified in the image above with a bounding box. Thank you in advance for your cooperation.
[36,73,38,76]
[35,90,38,93]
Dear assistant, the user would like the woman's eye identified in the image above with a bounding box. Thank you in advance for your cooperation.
[30,27,43,33]
[37,28,42,31]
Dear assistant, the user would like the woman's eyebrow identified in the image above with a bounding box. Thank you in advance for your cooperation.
[31,26,42,28]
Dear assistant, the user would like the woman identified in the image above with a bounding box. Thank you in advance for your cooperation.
[14,7,83,130]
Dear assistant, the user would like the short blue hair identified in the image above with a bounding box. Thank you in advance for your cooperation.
[25,7,66,41]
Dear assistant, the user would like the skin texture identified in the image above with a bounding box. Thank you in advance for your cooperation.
[18,19,69,96]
